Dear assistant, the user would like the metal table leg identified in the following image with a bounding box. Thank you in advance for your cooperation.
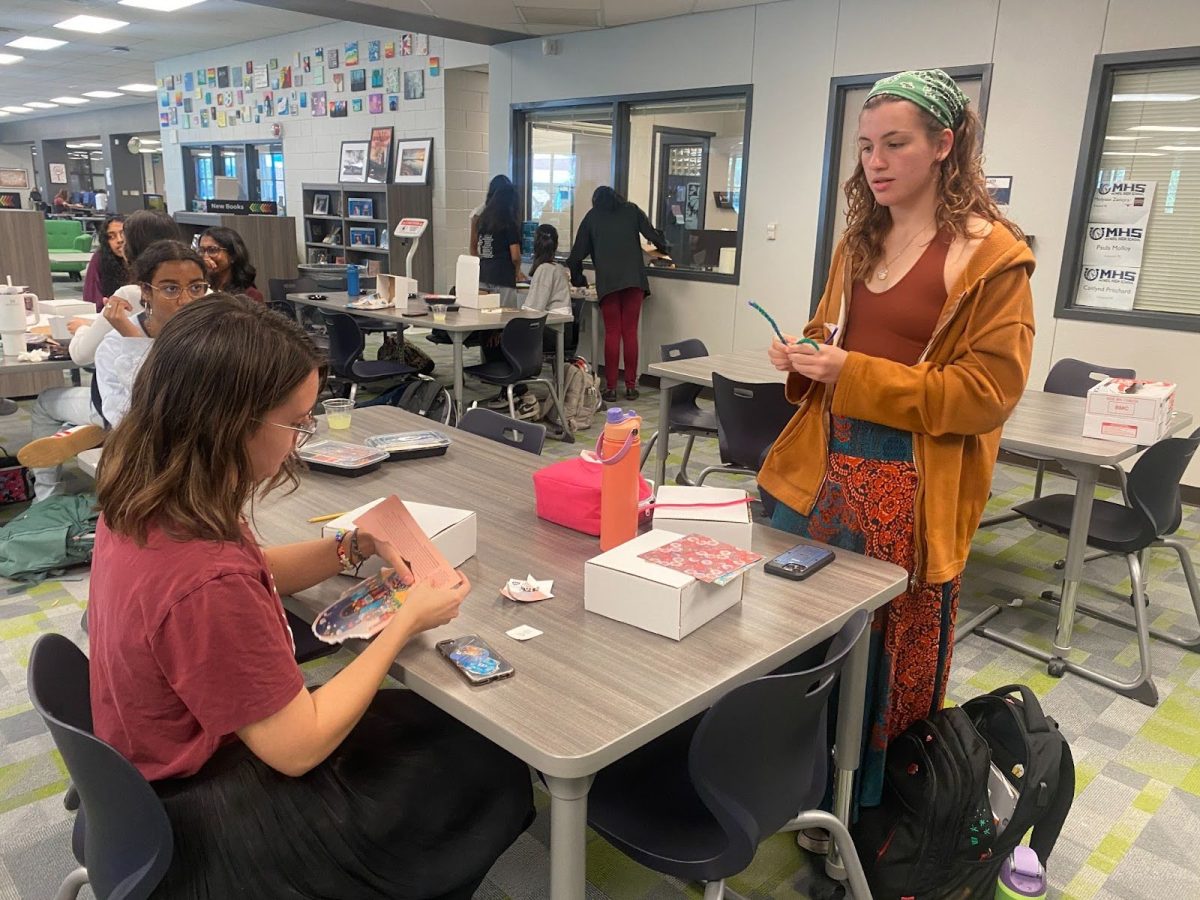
[451,333,465,415]
[544,773,594,900]
[826,623,870,882]
[655,378,674,488]
[556,323,565,402]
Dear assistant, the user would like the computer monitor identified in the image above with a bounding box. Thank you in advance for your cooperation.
[143,193,166,212]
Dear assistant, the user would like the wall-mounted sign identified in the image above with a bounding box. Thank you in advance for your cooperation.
[1076,181,1156,312]
[206,199,277,215]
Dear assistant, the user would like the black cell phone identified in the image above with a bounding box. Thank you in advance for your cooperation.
[436,635,515,685]
[764,543,836,580]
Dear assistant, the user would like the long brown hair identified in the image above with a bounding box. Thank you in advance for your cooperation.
[842,97,1024,282]
[97,294,322,544]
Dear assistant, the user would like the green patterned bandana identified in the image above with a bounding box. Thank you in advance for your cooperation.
[865,68,968,128]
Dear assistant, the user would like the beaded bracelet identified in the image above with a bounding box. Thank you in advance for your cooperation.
[333,529,365,577]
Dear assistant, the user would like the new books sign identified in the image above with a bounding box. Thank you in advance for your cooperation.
[1076,181,1154,311]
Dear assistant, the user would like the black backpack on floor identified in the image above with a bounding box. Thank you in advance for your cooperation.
[360,376,455,426]
[852,684,1074,899]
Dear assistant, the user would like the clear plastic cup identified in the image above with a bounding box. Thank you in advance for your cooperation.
[322,397,355,429]
[430,303,448,324]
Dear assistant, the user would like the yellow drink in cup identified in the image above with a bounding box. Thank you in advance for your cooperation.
[430,303,448,324]
[322,398,354,429]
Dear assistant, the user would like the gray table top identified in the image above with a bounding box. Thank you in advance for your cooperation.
[288,291,572,332]
[648,353,1193,467]
[254,406,908,777]
[0,353,79,373]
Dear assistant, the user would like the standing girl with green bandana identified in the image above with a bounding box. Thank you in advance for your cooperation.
[758,69,1036,839]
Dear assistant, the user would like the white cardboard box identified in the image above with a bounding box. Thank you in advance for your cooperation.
[1083,378,1177,444]
[651,485,752,549]
[456,291,502,310]
[584,529,745,640]
[320,497,477,569]
[37,298,95,318]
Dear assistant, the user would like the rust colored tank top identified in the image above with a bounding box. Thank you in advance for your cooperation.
[843,229,951,366]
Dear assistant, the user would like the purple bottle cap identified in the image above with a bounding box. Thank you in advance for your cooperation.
[606,408,626,423]
[1000,846,1046,896]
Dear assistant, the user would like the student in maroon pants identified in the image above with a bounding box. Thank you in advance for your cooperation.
[567,186,668,402]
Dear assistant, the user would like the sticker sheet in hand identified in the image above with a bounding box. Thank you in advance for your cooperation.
[312,569,412,643]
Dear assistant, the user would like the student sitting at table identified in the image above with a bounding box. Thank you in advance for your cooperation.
[82,214,127,312]
[19,211,182,500]
[94,240,210,427]
[90,294,532,899]
[522,223,571,317]
[198,225,264,302]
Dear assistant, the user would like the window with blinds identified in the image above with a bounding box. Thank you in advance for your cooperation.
[1058,49,1200,331]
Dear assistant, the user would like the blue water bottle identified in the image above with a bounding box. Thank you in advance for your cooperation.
[346,264,360,297]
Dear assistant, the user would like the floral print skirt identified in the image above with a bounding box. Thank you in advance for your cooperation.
[770,414,959,808]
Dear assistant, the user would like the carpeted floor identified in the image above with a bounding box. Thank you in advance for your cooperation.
[0,284,1197,899]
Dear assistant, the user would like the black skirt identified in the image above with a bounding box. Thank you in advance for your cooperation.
[151,689,534,899]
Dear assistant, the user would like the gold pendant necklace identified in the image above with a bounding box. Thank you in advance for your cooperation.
[876,221,936,281]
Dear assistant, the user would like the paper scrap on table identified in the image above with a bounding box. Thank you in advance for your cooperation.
[500,575,554,602]
[352,494,457,586]
[506,625,543,641]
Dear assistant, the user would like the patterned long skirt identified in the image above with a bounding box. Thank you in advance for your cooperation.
[770,414,960,808]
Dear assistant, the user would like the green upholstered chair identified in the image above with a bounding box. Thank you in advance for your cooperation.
[44,220,93,279]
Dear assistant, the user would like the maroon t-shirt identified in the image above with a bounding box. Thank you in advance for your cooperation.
[89,518,305,781]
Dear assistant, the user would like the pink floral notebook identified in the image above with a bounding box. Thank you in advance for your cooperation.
[638,533,762,586]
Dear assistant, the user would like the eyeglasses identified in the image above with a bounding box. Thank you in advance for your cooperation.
[146,281,210,301]
[257,414,318,448]
[197,245,226,257]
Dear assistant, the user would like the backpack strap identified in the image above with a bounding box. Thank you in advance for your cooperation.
[988,683,1052,733]
[1028,739,1075,862]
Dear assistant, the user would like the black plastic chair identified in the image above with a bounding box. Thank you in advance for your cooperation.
[696,373,796,486]
[585,611,871,900]
[462,314,574,443]
[1013,426,1200,706]
[640,340,720,484]
[28,634,172,900]
[458,407,546,455]
[320,312,415,401]
[266,275,317,320]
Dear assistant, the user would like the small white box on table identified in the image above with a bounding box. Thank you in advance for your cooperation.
[37,298,95,318]
[1083,378,1177,444]
[456,291,502,310]
[584,529,744,641]
[321,497,477,568]
[651,485,752,549]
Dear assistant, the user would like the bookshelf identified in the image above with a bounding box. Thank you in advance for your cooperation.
[300,183,434,287]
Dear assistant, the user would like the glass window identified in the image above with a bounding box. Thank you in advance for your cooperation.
[522,105,614,250]
[1057,58,1200,327]
[254,142,286,209]
[627,95,747,275]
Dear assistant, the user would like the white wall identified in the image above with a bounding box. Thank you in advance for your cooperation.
[490,0,1200,485]
[156,25,487,290]
[441,68,490,291]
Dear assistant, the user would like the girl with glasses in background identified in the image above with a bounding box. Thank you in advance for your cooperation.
[198,226,264,303]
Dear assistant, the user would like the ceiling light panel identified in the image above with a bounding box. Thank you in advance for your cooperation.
[50,96,89,105]
[24,101,58,109]
[118,0,208,11]
[0,106,31,113]
[0,54,23,65]
[118,83,157,92]
[83,90,124,99]
[6,36,68,51]
[55,16,129,34]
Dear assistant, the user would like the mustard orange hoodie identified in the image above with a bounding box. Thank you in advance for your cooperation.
[758,224,1035,583]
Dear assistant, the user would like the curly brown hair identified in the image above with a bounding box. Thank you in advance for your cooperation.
[842,96,1024,282]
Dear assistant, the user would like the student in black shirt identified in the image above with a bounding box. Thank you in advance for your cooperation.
[567,186,667,402]
[476,183,524,308]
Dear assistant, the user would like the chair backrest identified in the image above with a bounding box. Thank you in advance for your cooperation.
[688,611,869,872]
[500,314,549,381]
[319,312,366,378]
[459,407,546,454]
[661,339,710,409]
[1043,358,1136,397]
[28,634,173,900]
[1126,426,1200,540]
[711,372,796,470]
[267,276,318,305]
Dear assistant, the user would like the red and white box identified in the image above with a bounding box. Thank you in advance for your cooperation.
[1083,378,1177,444]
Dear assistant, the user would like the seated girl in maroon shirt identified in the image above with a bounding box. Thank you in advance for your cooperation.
[88,294,532,900]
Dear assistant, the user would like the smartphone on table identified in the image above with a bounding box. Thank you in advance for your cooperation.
[436,635,515,685]
[764,543,836,580]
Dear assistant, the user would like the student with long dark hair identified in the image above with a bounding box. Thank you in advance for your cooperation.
[82,215,128,311]
[469,174,514,258]
[90,295,532,898]
[475,182,524,308]
[758,69,1034,842]
[567,186,667,402]
[522,223,571,316]
[198,226,263,302]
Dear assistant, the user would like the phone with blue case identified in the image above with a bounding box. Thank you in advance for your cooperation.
[764,543,836,580]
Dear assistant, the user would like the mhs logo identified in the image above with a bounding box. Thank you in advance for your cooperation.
[1089,226,1144,241]
[1097,182,1148,195]
[1083,267,1137,284]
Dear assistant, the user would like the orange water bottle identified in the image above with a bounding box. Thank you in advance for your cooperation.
[598,408,642,550]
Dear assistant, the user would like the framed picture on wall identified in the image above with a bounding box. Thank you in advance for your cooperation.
[49,163,67,184]
[0,168,29,189]
[338,140,369,183]
[312,193,330,215]
[366,126,393,184]
[393,137,433,185]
